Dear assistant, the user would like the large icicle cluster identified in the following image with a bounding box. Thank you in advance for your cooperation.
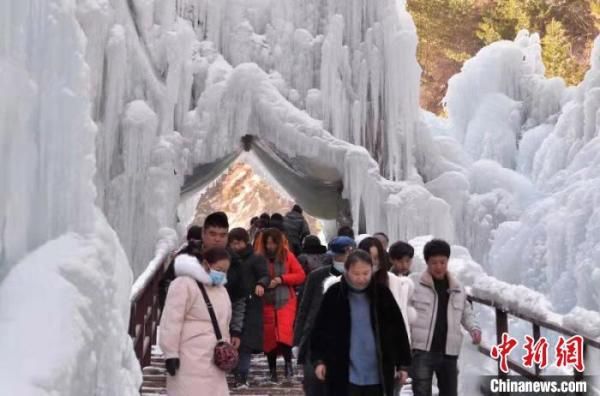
[0,0,140,394]
[172,0,422,181]
[432,32,600,313]
[184,53,454,242]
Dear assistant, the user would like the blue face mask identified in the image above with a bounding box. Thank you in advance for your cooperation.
[209,270,227,285]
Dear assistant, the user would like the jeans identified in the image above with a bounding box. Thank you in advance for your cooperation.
[236,347,252,377]
[410,350,458,396]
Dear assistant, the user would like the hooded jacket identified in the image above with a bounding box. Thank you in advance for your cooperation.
[159,254,231,396]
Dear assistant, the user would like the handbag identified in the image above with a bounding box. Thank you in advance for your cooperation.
[197,282,239,372]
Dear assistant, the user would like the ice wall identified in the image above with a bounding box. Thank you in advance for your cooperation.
[80,0,193,276]
[172,0,422,181]
[0,0,140,393]
[436,32,600,313]
[77,0,449,275]
[183,50,454,242]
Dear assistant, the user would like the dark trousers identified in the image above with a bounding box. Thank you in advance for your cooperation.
[303,362,328,396]
[410,350,458,396]
[267,343,292,370]
[236,347,252,377]
[348,383,383,396]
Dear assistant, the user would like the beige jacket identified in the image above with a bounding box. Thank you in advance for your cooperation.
[159,254,232,396]
[409,271,479,356]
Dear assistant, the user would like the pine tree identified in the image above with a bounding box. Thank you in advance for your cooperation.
[542,19,584,85]
[477,0,531,44]
[591,0,600,30]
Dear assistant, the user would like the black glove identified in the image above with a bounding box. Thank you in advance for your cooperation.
[165,358,180,376]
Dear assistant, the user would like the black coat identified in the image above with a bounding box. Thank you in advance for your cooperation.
[158,244,193,310]
[234,246,270,352]
[293,257,341,364]
[310,277,412,396]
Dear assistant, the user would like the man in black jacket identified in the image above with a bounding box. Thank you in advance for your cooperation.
[158,224,203,309]
[294,236,355,396]
[228,228,270,388]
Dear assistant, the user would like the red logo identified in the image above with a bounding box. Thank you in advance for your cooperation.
[490,333,519,373]
[555,335,585,372]
[490,334,585,373]
[522,335,549,369]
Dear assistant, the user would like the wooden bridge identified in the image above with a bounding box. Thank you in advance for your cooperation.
[130,252,599,395]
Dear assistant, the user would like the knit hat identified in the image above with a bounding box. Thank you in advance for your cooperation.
[187,225,203,241]
[303,235,327,255]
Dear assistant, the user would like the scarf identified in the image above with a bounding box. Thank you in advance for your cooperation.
[264,257,291,309]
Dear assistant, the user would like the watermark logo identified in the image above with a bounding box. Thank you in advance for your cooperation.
[490,333,585,373]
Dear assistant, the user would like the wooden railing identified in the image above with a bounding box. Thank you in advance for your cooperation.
[468,294,600,395]
[129,253,172,368]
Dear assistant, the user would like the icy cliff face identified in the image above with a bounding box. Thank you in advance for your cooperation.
[0,0,141,394]
[433,32,600,313]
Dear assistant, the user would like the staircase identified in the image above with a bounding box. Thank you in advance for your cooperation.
[140,347,304,395]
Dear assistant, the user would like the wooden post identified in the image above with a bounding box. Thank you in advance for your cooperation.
[496,308,509,396]
[532,323,541,376]
[574,342,587,396]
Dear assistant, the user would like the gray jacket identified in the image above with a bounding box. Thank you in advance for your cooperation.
[409,271,479,356]
[283,211,310,248]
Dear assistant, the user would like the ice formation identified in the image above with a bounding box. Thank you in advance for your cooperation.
[0,0,141,394]
[2,0,600,393]
[436,32,600,314]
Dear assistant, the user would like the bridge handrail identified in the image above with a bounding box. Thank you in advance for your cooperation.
[129,250,173,368]
[467,293,599,395]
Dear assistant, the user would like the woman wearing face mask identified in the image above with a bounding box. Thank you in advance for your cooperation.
[310,250,411,396]
[159,247,232,396]
[255,228,306,383]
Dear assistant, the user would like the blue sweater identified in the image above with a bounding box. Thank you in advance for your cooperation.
[348,290,380,385]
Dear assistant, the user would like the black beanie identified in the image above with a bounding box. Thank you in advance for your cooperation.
[187,225,203,241]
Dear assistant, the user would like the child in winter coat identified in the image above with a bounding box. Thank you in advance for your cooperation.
[159,247,233,396]
[310,250,411,396]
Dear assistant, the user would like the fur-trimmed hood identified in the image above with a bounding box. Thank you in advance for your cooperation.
[174,254,214,286]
